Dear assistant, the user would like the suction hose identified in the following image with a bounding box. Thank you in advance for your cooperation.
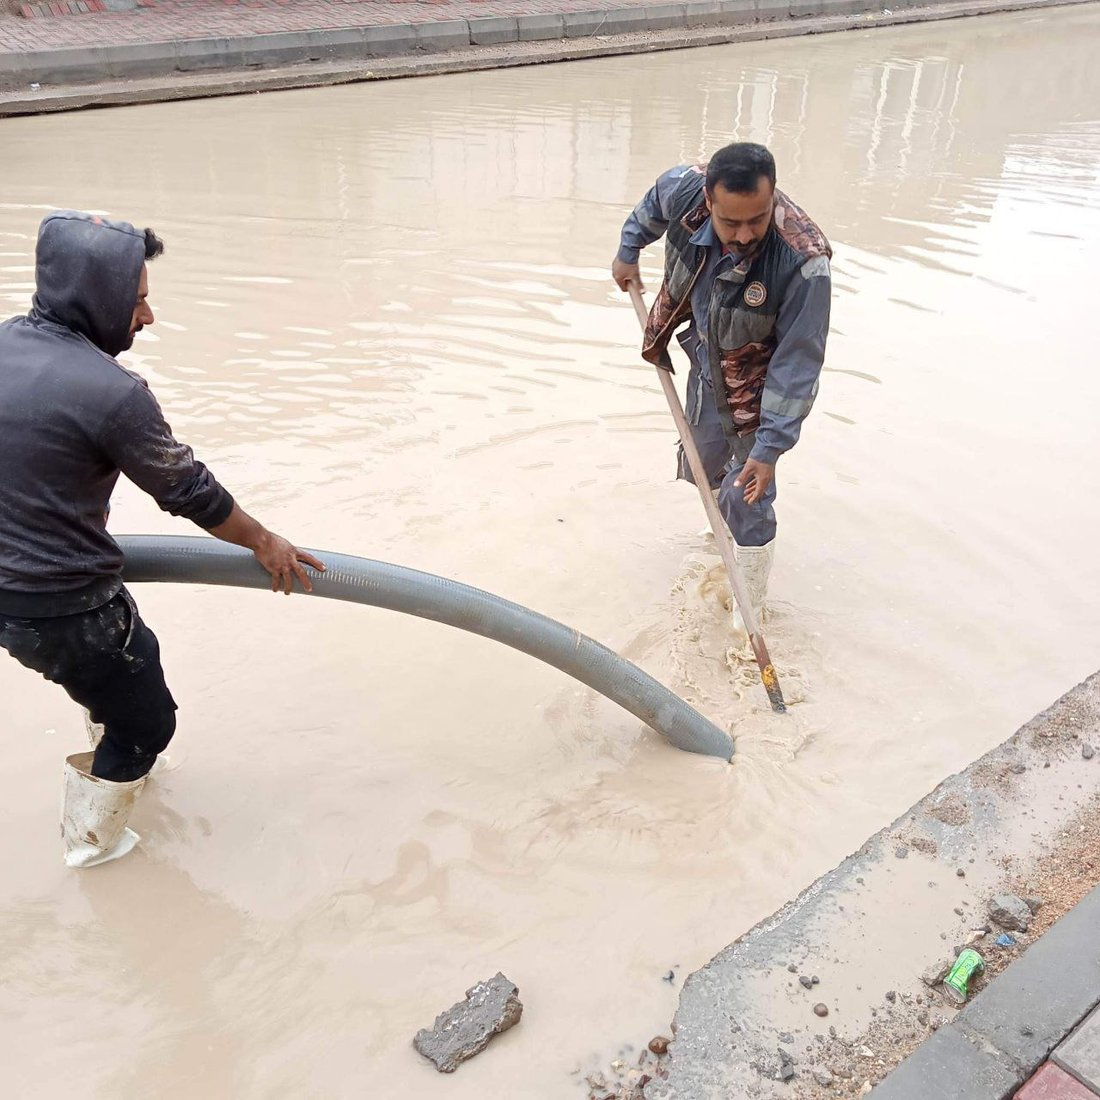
[118,535,734,761]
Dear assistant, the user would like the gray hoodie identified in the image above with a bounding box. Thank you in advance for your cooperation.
[0,211,234,617]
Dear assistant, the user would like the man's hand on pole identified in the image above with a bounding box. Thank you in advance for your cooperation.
[733,459,775,506]
[612,258,643,292]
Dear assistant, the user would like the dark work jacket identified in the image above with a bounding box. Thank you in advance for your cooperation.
[623,165,831,464]
[0,211,233,617]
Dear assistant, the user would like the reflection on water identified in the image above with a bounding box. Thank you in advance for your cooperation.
[2,8,1100,1100]
[2,10,1098,455]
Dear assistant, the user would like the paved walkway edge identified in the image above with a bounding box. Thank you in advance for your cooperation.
[1,0,1096,115]
[644,671,1100,1099]
[871,885,1100,1099]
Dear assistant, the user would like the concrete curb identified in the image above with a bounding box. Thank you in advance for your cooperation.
[871,885,1100,1098]
[0,0,1097,101]
[644,671,1100,1098]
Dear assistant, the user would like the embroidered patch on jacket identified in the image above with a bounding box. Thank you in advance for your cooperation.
[743,281,767,308]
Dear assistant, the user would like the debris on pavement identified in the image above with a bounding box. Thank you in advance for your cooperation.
[413,972,522,1073]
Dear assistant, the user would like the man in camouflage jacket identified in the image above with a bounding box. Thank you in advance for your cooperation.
[613,142,831,641]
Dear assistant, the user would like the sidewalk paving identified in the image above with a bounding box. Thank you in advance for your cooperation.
[3,0,1092,114]
[869,885,1100,1100]
[2,0,653,53]
[1015,1006,1100,1099]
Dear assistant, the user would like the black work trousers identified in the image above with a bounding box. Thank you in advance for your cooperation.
[0,588,177,781]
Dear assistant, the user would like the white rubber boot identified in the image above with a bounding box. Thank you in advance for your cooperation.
[730,539,775,647]
[83,708,105,749]
[61,751,146,868]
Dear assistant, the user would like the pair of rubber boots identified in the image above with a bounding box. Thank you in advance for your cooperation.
[61,712,153,869]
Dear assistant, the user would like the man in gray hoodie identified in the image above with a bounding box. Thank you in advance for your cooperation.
[0,210,325,868]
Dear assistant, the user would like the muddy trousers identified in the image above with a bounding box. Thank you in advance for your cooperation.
[675,365,777,548]
[0,588,177,782]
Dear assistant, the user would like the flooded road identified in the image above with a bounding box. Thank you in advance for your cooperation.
[2,6,1100,1096]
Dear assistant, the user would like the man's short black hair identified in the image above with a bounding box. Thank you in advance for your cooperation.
[143,228,165,261]
[706,143,776,195]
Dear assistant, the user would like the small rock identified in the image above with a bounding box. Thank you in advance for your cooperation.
[1083,743,1095,760]
[957,868,966,877]
[1024,897,1044,914]
[812,976,820,985]
[788,963,798,974]
[662,970,676,984]
[1010,763,1026,774]
[648,1036,670,1056]
[778,1061,795,1082]
[814,1004,829,1017]
[800,976,814,989]
[413,973,523,1074]
[813,1069,835,1086]
[895,846,909,859]
[954,907,964,917]
[778,1032,794,1045]
[922,960,951,986]
[918,1010,930,1026]
[989,893,1031,932]
[885,990,897,1004]
[859,1083,873,1097]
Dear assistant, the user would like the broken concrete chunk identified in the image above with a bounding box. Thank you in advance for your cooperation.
[413,972,522,1073]
[988,893,1031,932]
[921,959,952,987]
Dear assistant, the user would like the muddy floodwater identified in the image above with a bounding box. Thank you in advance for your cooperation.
[2,7,1100,1096]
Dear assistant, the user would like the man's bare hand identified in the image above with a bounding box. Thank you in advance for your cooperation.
[612,258,643,292]
[733,459,775,506]
[254,533,325,595]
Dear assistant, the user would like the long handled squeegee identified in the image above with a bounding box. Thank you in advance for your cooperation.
[626,282,786,714]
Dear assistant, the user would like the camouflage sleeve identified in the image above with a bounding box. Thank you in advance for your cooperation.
[750,255,832,465]
[98,384,236,529]
[617,165,695,264]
